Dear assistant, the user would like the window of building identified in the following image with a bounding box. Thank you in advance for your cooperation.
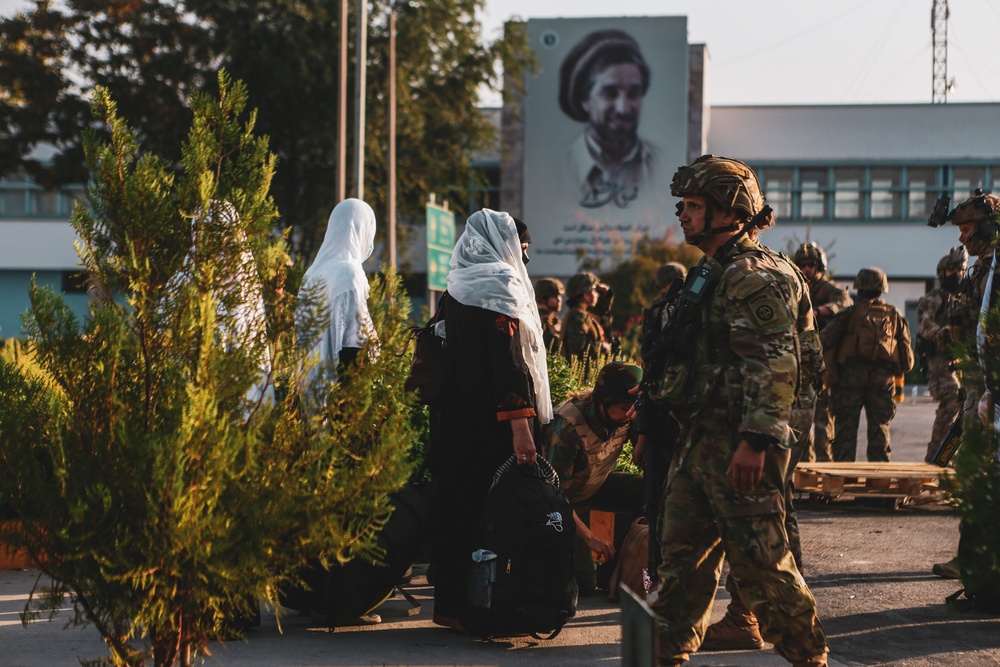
[906,167,941,220]
[61,271,90,295]
[799,169,828,219]
[834,168,863,219]
[953,166,985,201]
[870,167,901,219]
[33,189,60,217]
[1,188,28,216]
[992,166,1000,194]
[762,168,792,219]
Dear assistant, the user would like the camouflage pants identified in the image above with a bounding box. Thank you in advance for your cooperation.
[925,356,962,461]
[830,361,896,462]
[650,418,828,664]
[809,388,834,462]
[785,393,816,569]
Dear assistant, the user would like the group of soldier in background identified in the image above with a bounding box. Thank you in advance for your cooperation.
[534,235,919,467]
[526,153,1000,665]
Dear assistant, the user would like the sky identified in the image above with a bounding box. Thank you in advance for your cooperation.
[480,0,1000,105]
[2,0,999,106]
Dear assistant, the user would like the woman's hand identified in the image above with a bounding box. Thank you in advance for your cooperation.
[511,417,537,465]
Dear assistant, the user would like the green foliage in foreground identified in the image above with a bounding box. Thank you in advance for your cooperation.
[944,306,1000,607]
[0,73,417,667]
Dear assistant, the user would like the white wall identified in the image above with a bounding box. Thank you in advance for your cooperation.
[0,221,80,270]
[708,103,1000,161]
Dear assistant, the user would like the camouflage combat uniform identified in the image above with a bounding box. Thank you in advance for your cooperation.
[538,305,562,354]
[543,392,643,591]
[952,250,995,413]
[822,294,913,462]
[646,236,827,665]
[808,277,852,462]
[562,305,607,363]
[917,286,962,459]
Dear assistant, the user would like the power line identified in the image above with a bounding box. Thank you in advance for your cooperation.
[715,0,874,68]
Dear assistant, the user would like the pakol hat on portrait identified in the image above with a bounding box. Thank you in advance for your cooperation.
[558,29,651,122]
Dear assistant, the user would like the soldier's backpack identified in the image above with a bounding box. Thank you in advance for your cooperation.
[847,301,898,363]
[464,456,578,639]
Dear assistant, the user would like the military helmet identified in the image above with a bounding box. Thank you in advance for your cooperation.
[655,262,686,289]
[854,267,888,294]
[670,155,766,219]
[592,362,643,405]
[936,245,968,281]
[948,191,1000,251]
[793,242,828,274]
[566,272,600,299]
[535,277,565,301]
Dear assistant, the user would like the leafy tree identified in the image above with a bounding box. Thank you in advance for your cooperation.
[0,0,529,264]
[0,73,417,667]
[581,232,702,344]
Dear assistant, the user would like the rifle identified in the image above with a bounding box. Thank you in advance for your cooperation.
[926,413,962,467]
[635,394,678,588]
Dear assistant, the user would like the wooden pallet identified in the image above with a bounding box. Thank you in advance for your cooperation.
[793,462,954,507]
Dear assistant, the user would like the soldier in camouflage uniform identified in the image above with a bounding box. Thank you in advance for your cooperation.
[701,230,826,652]
[822,268,914,462]
[561,272,614,363]
[542,362,643,594]
[916,247,966,461]
[929,191,1000,579]
[793,242,852,462]
[535,277,565,354]
[655,262,687,296]
[642,155,828,667]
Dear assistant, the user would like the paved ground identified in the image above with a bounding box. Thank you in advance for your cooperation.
[2,394,998,666]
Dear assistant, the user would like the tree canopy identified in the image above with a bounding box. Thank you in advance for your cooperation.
[0,0,526,263]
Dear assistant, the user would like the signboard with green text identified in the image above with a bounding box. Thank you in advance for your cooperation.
[426,202,455,291]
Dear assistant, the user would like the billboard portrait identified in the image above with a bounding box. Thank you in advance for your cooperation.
[521,17,689,276]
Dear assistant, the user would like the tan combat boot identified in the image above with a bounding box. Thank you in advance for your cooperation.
[932,556,961,579]
[700,596,765,651]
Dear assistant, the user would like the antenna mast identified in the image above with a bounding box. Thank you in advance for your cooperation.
[932,0,949,103]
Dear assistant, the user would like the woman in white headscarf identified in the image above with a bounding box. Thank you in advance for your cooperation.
[428,208,551,631]
[301,198,378,378]
[168,200,272,407]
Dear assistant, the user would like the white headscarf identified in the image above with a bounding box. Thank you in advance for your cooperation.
[447,209,552,424]
[301,198,377,367]
[177,200,272,405]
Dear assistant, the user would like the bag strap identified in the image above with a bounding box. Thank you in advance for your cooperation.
[490,454,559,492]
[530,624,565,640]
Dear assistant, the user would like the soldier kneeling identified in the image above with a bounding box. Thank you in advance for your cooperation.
[542,362,644,595]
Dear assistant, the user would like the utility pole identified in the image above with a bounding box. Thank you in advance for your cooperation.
[387,7,397,269]
[336,0,348,202]
[354,0,368,198]
[931,0,949,103]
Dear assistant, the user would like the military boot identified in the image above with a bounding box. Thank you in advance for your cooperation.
[932,556,961,579]
[791,655,829,667]
[699,607,765,650]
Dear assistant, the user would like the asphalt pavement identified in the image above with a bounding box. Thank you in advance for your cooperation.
[2,393,998,667]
